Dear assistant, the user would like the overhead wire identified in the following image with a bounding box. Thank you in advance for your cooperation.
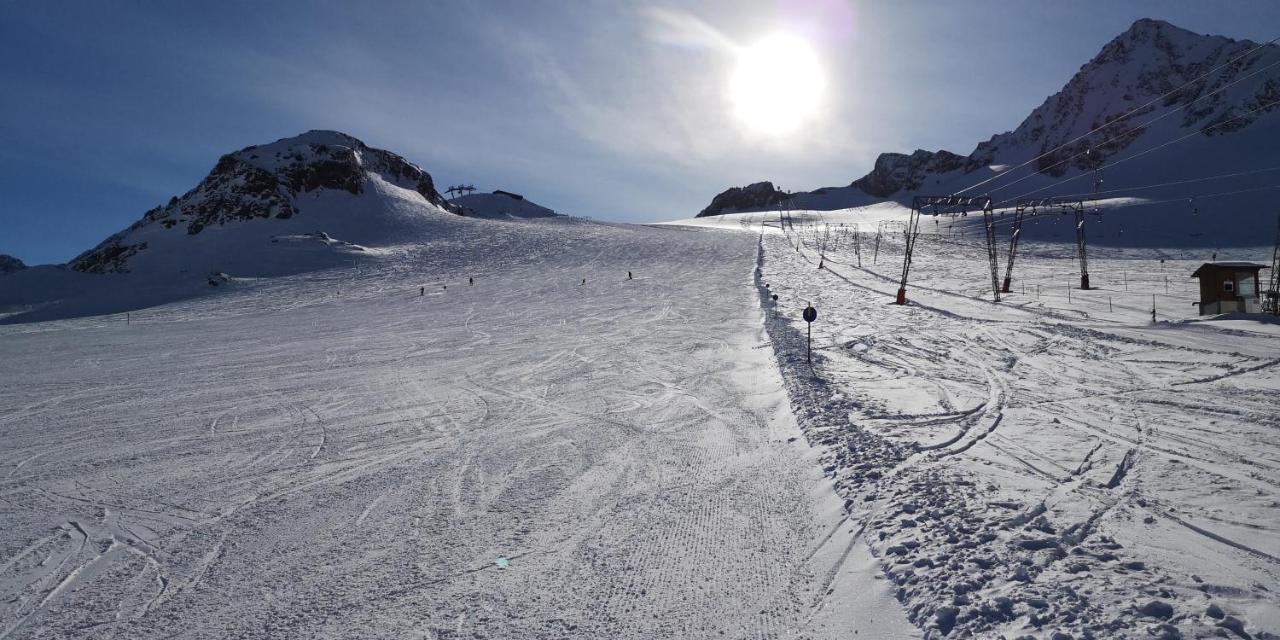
[990,165,1280,202]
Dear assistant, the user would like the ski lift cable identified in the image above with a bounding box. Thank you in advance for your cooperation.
[983,55,1280,198]
[979,183,1280,233]
[951,34,1280,197]
[995,97,1280,207]
[1093,183,1280,209]
[976,164,1280,219]
[992,165,1280,202]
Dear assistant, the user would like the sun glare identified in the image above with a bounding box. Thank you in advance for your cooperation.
[729,33,825,136]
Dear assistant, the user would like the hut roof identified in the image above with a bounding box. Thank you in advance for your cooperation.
[1190,262,1270,278]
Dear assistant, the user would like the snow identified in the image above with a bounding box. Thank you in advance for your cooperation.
[0,216,918,639]
[672,209,1280,638]
[4,181,1280,637]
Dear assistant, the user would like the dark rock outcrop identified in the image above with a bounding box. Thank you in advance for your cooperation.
[697,181,789,217]
[0,255,27,274]
[850,150,967,198]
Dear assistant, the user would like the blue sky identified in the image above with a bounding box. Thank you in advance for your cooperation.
[2,0,1277,264]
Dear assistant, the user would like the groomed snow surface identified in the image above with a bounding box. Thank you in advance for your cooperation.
[3,204,1278,638]
[0,217,914,639]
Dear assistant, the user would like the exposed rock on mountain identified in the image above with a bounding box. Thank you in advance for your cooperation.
[0,255,27,274]
[850,150,967,198]
[697,181,789,217]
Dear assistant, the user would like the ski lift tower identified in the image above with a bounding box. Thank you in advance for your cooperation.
[898,195,999,305]
[1268,214,1280,316]
[1002,198,1086,293]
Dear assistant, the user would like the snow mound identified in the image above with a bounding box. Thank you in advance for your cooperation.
[452,191,562,219]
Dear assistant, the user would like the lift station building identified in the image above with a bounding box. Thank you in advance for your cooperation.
[1191,262,1269,315]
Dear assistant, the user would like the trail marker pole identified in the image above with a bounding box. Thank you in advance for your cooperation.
[1152,295,1157,324]
[803,304,817,365]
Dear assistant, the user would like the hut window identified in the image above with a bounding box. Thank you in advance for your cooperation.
[1223,280,1235,293]
[1239,275,1256,297]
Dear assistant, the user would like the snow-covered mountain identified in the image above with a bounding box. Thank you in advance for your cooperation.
[452,190,562,219]
[68,130,461,276]
[699,19,1280,239]
[0,130,573,323]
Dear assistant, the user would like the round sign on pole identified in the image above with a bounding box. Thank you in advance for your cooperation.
[803,305,817,323]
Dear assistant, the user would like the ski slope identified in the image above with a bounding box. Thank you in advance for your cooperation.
[682,210,1280,638]
[0,217,915,639]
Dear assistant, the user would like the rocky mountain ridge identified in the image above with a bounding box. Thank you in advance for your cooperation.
[696,181,789,218]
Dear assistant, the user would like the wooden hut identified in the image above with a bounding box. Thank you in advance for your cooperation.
[1190,262,1269,315]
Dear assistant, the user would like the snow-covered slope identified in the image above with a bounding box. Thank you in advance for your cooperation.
[697,19,1280,246]
[451,190,562,219]
[0,217,918,640]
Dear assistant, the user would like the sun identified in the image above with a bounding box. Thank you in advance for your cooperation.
[729,33,826,136]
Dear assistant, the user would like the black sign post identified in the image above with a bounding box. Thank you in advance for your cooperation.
[802,304,817,364]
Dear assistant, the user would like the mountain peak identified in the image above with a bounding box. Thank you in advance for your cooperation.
[1121,18,1186,39]
[68,131,459,274]
[283,129,365,147]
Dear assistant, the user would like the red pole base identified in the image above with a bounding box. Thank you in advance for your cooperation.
[896,288,907,305]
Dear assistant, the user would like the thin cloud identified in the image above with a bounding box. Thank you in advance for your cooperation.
[640,6,738,54]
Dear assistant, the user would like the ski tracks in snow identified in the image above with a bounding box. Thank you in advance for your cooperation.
[757,228,1280,638]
